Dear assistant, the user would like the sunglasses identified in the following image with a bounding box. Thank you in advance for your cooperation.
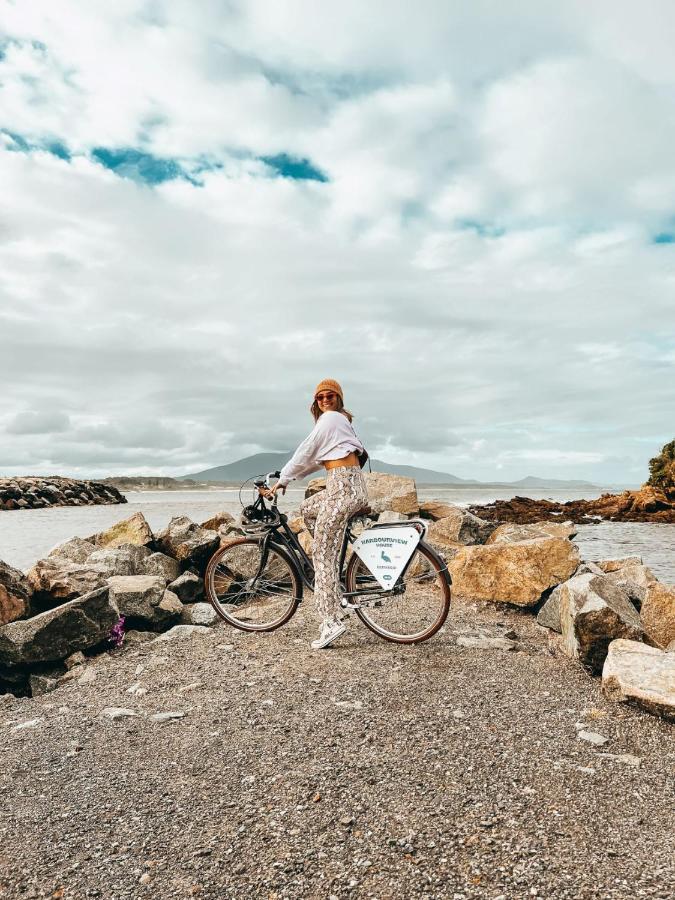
[316,392,337,402]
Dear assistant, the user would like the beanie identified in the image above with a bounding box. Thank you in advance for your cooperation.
[314,379,343,400]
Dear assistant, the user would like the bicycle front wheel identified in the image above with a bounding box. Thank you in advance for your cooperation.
[205,538,302,632]
[345,541,450,643]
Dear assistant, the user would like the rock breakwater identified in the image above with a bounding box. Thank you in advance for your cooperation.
[468,485,675,525]
[0,477,126,511]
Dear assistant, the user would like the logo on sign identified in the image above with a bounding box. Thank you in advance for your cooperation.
[352,527,421,590]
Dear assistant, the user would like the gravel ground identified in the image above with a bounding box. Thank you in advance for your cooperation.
[1,596,673,900]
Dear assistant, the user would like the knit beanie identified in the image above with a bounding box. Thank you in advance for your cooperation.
[314,378,343,400]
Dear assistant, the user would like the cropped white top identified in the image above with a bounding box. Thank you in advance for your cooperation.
[278,411,364,486]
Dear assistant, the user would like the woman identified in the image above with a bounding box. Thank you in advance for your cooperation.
[267,379,368,649]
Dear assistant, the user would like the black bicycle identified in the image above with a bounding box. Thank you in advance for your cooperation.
[204,471,451,644]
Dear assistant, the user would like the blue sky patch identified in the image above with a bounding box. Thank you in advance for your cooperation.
[260,153,328,182]
[2,130,71,160]
[90,147,189,185]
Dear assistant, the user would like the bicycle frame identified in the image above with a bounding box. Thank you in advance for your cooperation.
[245,488,438,603]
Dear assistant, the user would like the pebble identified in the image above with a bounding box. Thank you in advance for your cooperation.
[333,700,364,710]
[11,718,43,732]
[577,730,609,746]
[150,711,186,722]
[599,753,641,768]
[102,708,138,720]
[456,634,516,651]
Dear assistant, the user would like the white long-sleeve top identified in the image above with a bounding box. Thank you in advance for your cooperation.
[278,411,364,486]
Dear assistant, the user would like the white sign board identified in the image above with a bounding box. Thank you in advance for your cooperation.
[352,527,421,590]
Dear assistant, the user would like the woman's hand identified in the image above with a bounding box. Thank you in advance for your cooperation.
[262,482,286,498]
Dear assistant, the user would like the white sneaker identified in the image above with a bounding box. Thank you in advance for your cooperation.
[311,618,346,650]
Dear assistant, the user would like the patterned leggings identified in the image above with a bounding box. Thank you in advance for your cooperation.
[300,467,368,621]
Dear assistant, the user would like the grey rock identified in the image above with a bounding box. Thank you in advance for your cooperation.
[107,576,183,629]
[29,674,59,696]
[27,558,108,607]
[456,633,516,651]
[537,585,563,632]
[559,573,643,673]
[577,730,609,746]
[150,711,186,722]
[604,563,657,609]
[0,587,119,667]
[155,516,220,573]
[48,537,97,564]
[141,552,180,582]
[180,602,217,627]
[574,561,605,577]
[87,544,152,577]
[168,571,204,604]
[102,707,139,720]
[151,625,212,643]
[123,629,156,645]
[602,639,675,720]
[427,507,494,547]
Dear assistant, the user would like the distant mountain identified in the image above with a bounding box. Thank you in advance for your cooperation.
[180,453,468,484]
[511,475,602,490]
[179,454,603,489]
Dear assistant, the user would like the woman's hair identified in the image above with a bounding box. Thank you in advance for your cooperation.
[310,396,353,423]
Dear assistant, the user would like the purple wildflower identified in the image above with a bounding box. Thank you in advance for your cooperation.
[109,615,126,648]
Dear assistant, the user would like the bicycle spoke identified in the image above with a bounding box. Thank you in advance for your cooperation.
[206,540,300,632]
[347,543,449,643]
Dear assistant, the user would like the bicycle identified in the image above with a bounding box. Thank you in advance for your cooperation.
[204,471,452,644]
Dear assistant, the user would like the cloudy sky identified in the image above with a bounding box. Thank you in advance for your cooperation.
[1,1,674,484]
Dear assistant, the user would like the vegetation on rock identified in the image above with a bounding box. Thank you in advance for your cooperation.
[647,439,675,498]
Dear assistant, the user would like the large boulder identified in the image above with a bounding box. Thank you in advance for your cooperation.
[448,537,579,607]
[603,562,657,609]
[107,576,183,629]
[602,639,675,720]
[91,512,154,549]
[168,571,204,604]
[640,583,675,649]
[536,584,563,632]
[427,507,494,547]
[155,517,220,573]
[419,500,461,521]
[365,473,418,516]
[27,559,107,608]
[48,537,97,564]
[486,521,577,543]
[306,472,418,516]
[0,586,118,667]
[141,552,180,582]
[0,561,32,626]
[559,574,643,673]
[86,544,153,577]
[596,557,642,573]
[200,511,235,532]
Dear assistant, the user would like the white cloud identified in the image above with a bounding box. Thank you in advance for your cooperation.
[0,1,674,483]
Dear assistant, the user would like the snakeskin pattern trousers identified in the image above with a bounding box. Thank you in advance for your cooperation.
[300,467,368,621]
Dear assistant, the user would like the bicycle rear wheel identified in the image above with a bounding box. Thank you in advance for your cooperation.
[345,541,450,643]
[205,538,302,632]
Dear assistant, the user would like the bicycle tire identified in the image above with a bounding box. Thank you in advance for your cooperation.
[345,540,450,644]
[205,537,302,633]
